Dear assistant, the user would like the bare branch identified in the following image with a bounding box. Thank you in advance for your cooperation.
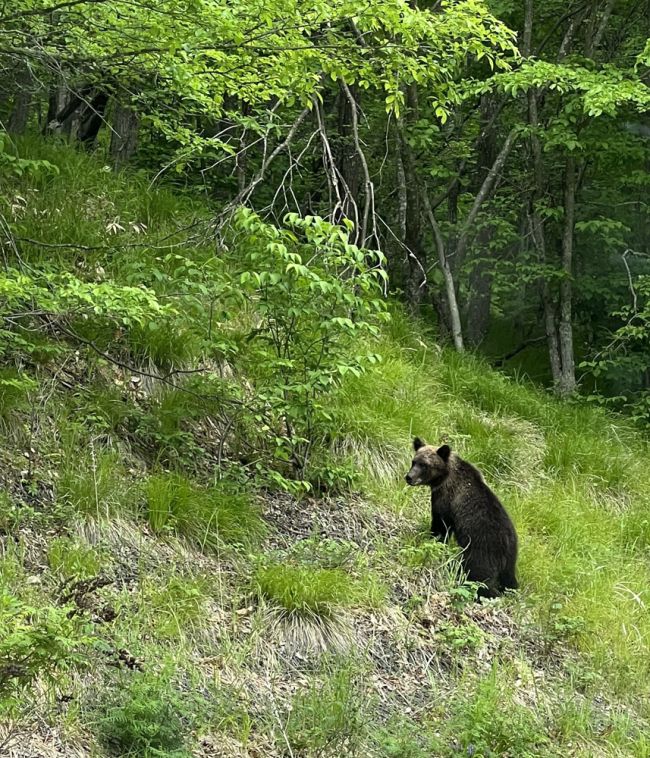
[340,80,377,248]
[313,98,360,230]
[2,0,110,23]
[218,107,310,221]
[454,127,518,268]
[421,189,464,352]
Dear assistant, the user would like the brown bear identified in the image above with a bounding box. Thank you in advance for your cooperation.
[405,438,518,599]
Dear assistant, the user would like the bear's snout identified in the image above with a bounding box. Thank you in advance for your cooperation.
[405,473,414,485]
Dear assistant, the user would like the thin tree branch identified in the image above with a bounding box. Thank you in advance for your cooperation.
[2,0,109,23]
[340,80,377,248]
[454,128,518,268]
[421,189,464,352]
[218,107,310,221]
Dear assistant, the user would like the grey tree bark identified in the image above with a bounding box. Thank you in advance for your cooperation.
[109,102,140,168]
[557,156,577,396]
[7,64,33,134]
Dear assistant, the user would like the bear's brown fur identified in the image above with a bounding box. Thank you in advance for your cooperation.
[405,438,518,598]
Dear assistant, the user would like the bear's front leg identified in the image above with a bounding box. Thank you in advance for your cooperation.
[431,511,452,542]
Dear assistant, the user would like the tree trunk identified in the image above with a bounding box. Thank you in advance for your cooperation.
[336,84,361,229]
[524,0,565,389]
[528,87,563,389]
[466,223,493,347]
[466,95,498,347]
[109,102,140,168]
[7,65,33,135]
[557,155,577,396]
[394,123,410,291]
[397,86,427,312]
[422,189,464,352]
[541,278,563,383]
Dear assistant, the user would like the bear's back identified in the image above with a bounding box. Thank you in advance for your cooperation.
[442,455,516,545]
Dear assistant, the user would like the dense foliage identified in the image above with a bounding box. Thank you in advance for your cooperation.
[3,0,650,413]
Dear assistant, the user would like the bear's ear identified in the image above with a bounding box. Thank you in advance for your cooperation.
[413,437,425,452]
[437,444,451,462]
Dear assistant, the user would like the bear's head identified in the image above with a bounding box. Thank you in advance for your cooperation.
[404,438,451,488]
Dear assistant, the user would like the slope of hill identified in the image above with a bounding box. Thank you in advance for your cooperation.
[1,139,650,757]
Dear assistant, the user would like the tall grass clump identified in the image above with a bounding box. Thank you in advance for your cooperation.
[47,537,104,581]
[254,563,383,618]
[283,662,368,754]
[135,574,212,640]
[58,447,136,519]
[0,369,36,430]
[144,472,264,551]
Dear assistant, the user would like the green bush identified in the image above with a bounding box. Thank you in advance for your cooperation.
[230,209,388,480]
[0,592,89,715]
[95,670,199,757]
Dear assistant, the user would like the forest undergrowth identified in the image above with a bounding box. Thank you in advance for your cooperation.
[1,139,650,757]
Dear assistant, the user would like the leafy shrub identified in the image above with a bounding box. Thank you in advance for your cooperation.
[0,267,169,363]
[95,670,199,757]
[254,563,383,618]
[305,457,361,495]
[230,209,388,480]
[434,620,484,653]
[0,593,89,715]
[398,539,448,569]
[540,601,587,655]
[144,472,264,551]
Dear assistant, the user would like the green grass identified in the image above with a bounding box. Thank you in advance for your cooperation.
[3,137,650,756]
[57,447,136,519]
[47,537,104,581]
[254,563,383,618]
[282,661,367,754]
[0,368,36,429]
[442,663,550,757]
[324,307,650,705]
[134,574,212,640]
[144,471,265,551]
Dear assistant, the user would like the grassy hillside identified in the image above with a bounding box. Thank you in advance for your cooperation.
[1,139,650,757]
